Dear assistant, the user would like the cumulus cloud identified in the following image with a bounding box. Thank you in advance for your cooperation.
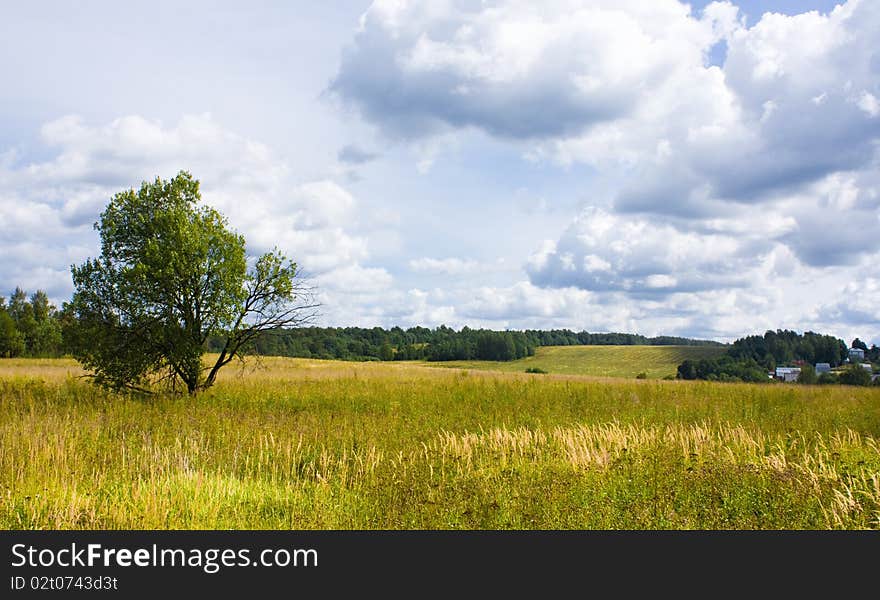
[526,206,760,295]
[813,276,880,344]
[0,114,390,305]
[4,2,879,343]
[408,257,483,275]
[329,0,880,339]
[460,281,594,322]
[336,1,879,204]
[331,0,735,140]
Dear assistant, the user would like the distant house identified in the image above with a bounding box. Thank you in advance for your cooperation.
[860,363,873,372]
[775,367,801,382]
[849,347,866,362]
[815,363,831,374]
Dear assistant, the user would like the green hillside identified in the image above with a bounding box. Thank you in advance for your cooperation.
[422,344,728,379]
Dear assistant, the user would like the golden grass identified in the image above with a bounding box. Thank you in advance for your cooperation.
[420,344,728,378]
[1,356,879,529]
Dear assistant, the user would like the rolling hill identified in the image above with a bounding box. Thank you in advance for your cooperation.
[420,344,728,379]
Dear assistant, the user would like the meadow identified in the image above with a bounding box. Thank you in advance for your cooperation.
[421,344,728,378]
[1,356,879,529]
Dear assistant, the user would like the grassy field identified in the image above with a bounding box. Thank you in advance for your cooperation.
[421,344,728,379]
[1,356,879,529]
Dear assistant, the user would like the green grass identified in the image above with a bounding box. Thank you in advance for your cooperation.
[1,357,878,529]
[422,344,728,379]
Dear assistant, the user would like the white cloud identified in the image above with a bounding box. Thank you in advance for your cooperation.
[462,281,594,321]
[409,257,484,275]
[858,91,880,118]
[317,264,393,294]
[526,206,752,294]
[3,2,879,344]
[329,0,880,341]
[0,114,388,305]
[332,0,732,140]
[813,276,880,345]
[336,1,880,209]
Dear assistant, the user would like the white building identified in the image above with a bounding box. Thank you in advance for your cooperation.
[849,347,866,362]
[775,367,801,382]
[815,363,831,374]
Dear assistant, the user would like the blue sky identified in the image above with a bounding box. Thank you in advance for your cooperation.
[1,1,878,344]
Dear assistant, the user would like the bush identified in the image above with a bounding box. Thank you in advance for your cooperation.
[817,372,839,385]
[838,364,872,387]
[525,367,548,374]
[635,372,647,379]
[797,364,817,385]
[676,356,767,382]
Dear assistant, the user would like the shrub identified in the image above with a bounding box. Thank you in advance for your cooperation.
[635,372,647,379]
[525,367,548,374]
[797,364,817,385]
[838,364,872,387]
[817,372,839,385]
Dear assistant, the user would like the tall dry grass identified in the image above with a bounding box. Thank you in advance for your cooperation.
[1,357,878,529]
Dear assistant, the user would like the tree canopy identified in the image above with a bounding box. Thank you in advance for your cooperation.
[64,171,314,394]
[0,288,61,358]
[677,329,879,385]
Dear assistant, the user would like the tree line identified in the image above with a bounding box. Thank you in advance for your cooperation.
[210,325,722,362]
[2,287,723,363]
[677,329,879,386]
[12,172,876,395]
[0,288,63,358]
[213,326,537,362]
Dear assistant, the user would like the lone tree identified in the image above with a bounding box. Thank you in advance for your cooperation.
[65,171,316,394]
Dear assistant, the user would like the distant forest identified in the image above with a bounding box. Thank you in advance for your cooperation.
[10,286,873,377]
[208,326,724,362]
[677,330,880,385]
[0,286,725,361]
[0,288,62,358]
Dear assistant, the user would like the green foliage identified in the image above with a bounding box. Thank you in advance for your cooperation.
[221,325,721,363]
[728,329,847,369]
[0,288,62,358]
[838,364,873,387]
[525,367,548,374]
[635,372,647,379]
[227,325,539,362]
[818,372,839,385]
[797,363,818,385]
[677,355,768,383]
[0,308,25,358]
[379,340,394,361]
[64,172,306,394]
[678,330,877,386]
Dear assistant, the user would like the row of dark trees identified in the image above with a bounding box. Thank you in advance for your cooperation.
[677,330,879,385]
[676,356,769,383]
[0,288,63,358]
[5,283,877,386]
[727,330,851,369]
[2,287,723,363]
[208,325,721,362]
[212,326,537,362]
